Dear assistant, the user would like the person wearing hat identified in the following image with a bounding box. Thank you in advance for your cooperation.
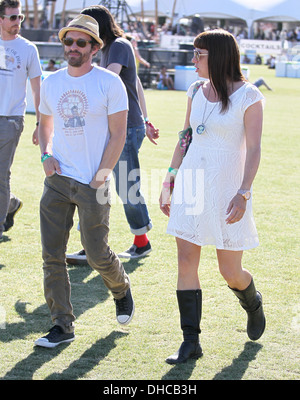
[35,14,134,348]
[66,5,159,264]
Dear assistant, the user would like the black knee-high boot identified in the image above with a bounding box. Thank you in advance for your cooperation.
[166,289,203,364]
[230,278,266,341]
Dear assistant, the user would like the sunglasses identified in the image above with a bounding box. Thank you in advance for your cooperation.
[63,37,93,48]
[1,14,25,22]
[193,49,209,61]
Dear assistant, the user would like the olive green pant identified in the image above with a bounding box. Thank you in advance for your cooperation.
[40,174,129,333]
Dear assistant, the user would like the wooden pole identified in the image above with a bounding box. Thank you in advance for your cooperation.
[24,0,29,28]
[171,0,177,27]
[60,0,67,29]
[154,0,158,38]
[49,1,56,29]
[33,0,39,29]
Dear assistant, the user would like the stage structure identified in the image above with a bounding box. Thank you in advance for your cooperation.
[98,0,136,27]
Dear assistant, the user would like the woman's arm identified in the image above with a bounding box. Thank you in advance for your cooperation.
[159,96,192,216]
[226,100,263,224]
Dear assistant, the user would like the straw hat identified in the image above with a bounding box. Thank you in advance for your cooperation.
[59,14,103,47]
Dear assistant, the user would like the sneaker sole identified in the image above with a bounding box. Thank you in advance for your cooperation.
[117,302,135,326]
[34,336,75,348]
[66,256,88,265]
[118,248,152,259]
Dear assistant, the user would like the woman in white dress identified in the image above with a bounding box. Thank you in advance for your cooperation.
[159,29,266,364]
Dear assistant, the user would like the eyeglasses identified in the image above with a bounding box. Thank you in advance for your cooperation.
[1,14,25,22]
[193,49,209,61]
[63,37,93,48]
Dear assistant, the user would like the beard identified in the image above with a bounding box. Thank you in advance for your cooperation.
[6,24,20,36]
[64,49,91,68]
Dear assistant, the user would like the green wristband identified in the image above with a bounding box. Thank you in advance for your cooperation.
[168,167,178,175]
[41,153,53,163]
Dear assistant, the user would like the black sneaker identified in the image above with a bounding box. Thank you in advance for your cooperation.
[118,242,152,259]
[34,325,75,348]
[114,287,135,325]
[4,199,23,232]
[66,249,87,265]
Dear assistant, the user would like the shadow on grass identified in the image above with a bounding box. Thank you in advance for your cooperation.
[45,331,128,380]
[0,258,143,344]
[162,342,263,380]
[2,330,127,380]
[162,359,199,381]
[0,235,11,244]
[0,258,144,379]
[213,341,263,380]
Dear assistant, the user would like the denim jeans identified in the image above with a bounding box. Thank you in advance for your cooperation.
[113,124,152,235]
[40,174,130,333]
[0,116,24,236]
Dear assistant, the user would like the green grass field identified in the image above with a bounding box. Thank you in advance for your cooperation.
[0,65,299,381]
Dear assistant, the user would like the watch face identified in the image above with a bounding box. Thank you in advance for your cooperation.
[244,191,251,200]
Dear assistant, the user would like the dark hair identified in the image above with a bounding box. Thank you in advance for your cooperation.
[81,5,124,47]
[0,0,20,16]
[194,29,245,113]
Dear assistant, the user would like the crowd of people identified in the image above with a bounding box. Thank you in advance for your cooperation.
[121,18,300,46]
[1,0,266,363]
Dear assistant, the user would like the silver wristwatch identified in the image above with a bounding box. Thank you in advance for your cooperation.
[237,189,251,200]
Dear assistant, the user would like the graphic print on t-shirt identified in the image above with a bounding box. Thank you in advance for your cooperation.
[0,45,21,75]
[57,90,88,136]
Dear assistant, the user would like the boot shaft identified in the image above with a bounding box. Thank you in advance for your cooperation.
[176,289,202,339]
[230,279,261,312]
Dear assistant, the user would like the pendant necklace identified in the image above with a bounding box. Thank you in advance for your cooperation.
[196,84,218,135]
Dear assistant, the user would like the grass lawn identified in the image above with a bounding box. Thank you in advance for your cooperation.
[0,65,299,381]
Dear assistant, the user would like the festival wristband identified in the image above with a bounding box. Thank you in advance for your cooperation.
[145,118,154,128]
[168,167,178,176]
[41,152,53,163]
[163,181,174,188]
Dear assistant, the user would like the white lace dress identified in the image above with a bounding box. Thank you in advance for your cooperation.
[166,81,264,251]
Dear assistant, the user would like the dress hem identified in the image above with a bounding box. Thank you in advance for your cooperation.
[166,230,259,251]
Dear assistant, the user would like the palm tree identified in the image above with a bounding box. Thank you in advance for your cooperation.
[60,0,68,28]
[33,0,39,28]
[154,0,158,38]
[171,0,177,27]
[23,0,29,28]
[49,0,56,29]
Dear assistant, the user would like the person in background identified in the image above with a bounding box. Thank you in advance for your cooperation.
[160,29,266,364]
[45,59,57,71]
[253,77,272,91]
[66,5,159,264]
[35,14,134,348]
[157,65,174,90]
[0,0,41,242]
[126,34,151,70]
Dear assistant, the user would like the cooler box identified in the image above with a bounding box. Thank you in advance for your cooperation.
[174,65,198,91]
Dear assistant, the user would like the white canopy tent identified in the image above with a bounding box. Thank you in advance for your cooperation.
[23,1,300,34]
[260,0,300,22]
[127,0,300,36]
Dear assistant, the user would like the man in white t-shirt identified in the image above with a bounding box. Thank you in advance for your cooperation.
[0,0,41,242]
[35,14,134,348]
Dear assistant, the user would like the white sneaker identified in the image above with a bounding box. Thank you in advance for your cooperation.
[114,287,135,325]
[66,249,87,265]
[35,325,75,348]
[118,242,152,259]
